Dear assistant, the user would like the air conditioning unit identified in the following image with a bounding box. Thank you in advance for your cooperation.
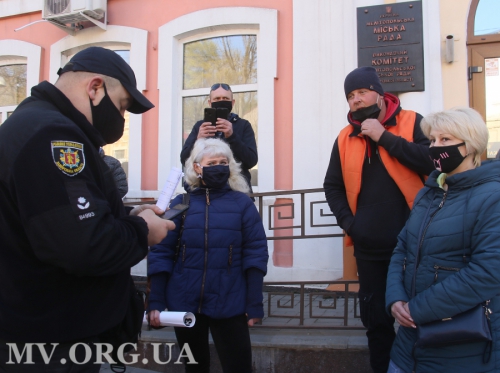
[42,0,107,34]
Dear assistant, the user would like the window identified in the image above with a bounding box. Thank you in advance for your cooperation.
[181,35,258,186]
[0,62,27,124]
[474,0,500,36]
[50,25,149,197]
[0,40,41,126]
[101,50,131,180]
[158,8,277,193]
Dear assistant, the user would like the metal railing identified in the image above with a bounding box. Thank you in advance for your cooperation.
[127,188,363,330]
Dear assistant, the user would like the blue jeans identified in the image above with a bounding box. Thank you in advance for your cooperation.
[387,360,409,373]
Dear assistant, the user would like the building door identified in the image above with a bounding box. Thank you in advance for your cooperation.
[468,0,500,159]
[469,44,500,158]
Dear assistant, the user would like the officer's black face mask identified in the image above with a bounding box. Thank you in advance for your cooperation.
[90,83,125,144]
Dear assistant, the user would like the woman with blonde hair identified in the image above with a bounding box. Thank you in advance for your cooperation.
[386,107,500,372]
[148,138,268,373]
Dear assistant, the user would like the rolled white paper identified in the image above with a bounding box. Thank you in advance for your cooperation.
[143,311,196,328]
[156,167,184,211]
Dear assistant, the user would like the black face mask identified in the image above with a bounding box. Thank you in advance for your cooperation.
[90,84,125,144]
[211,100,233,113]
[428,142,468,173]
[351,103,381,123]
[201,165,230,189]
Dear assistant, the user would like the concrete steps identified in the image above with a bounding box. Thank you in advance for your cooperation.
[128,326,371,373]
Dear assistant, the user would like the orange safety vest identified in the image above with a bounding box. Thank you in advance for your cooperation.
[338,110,424,246]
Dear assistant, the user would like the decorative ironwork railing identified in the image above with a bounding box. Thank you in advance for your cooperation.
[126,188,362,330]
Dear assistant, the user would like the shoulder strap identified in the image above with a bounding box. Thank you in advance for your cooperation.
[173,193,190,263]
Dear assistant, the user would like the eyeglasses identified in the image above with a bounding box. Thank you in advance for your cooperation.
[210,83,231,92]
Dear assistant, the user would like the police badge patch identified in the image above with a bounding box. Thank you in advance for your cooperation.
[51,141,85,176]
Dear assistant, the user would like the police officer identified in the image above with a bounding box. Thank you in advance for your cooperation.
[0,47,174,372]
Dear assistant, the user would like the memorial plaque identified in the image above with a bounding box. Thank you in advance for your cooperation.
[357,1,424,93]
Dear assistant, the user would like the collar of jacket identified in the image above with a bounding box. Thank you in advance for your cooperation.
[28,81,106,147]
[229,112,240,123]
[347,92,402,137]
[425,160,500,190]
[186,183,233,195]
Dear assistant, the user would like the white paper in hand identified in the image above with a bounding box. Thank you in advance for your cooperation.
[143,311,196,327]
[156,167,183,211]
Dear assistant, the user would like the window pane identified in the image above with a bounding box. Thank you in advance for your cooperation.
[182,91,258,186]
[102,50,130,181]
[0,64,27,107]
[182,95,207,142]
[475,0,500,36]
[485,58,500,158]
[103,111,130,179]
[183,35,257,89]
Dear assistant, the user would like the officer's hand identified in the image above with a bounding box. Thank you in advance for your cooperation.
[130,204,164,216]
[215,118,233,138]
[148,310,161,328]
[138,209,176,246]
[197,122,217,139]
[360,118,385,142]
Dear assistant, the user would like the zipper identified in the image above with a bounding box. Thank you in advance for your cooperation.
[433,264,459,282]
[403,257,407,272]
[198,189,210,313]
[179,244,186,272]
[228,245,233,274]
[411,191,447,297]
[417,192,447,264]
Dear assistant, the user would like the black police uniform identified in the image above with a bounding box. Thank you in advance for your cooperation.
[0,81,148,344]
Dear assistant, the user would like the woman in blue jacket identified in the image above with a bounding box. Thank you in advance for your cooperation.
[385,107,500,372]
[148,138,268,373]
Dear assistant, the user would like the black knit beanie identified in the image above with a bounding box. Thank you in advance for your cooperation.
[344,66,384,98]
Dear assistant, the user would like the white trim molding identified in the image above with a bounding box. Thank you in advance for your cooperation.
[0,39,42,98]
[158,7,278,193]
[0,0,41,19]
[49,25,149,196]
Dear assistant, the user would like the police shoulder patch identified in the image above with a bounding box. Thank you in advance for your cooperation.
[51,140,85,177]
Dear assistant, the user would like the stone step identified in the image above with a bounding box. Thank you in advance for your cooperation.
[128,326,371,373]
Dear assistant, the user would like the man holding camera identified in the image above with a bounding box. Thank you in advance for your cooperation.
[323,66,434,373]
[180,83,257,190]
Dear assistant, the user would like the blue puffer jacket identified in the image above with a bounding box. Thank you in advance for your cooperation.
[386,160,500,372]
[148,185,268,319]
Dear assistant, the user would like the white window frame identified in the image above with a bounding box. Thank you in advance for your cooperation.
[0,40,41,124]
[49,25,149,198]
[158,7,277,193]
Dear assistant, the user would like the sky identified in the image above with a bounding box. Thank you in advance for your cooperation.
[475,0,500,35]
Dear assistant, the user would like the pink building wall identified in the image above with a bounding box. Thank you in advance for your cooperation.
[0,0,293,192]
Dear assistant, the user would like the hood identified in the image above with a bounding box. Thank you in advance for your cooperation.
[425,160,500,190]
[347,92,401,135]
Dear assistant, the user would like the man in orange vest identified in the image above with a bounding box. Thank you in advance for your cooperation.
[323,66,434,373]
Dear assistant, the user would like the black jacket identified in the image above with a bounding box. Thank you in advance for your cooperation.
[102,154,128,199]
[323,94,435,260]
[0,81,148,343]
[180,113,258,188]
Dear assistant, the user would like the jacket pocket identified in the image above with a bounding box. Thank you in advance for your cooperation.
[433,264,459,282]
